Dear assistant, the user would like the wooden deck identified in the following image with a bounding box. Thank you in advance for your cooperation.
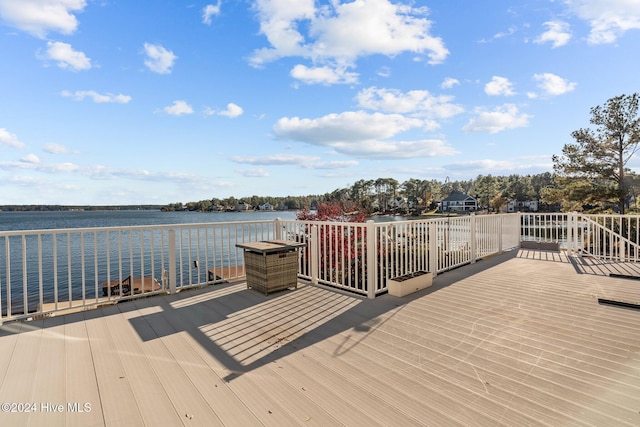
[1,249,639,426]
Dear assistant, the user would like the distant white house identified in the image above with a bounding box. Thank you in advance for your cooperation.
[439,191,478,212]
[506,200,539,212]
[394,198,408,210]
[235,202,251,211]
[258,202,274,211]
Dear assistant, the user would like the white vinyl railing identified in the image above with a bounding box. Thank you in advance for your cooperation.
[521,213,640,261]
[0,220,279,323]
[5,212,635,323]
[281,214,521,298]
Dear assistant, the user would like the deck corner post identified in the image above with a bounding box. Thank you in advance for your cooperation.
[366,220,377,299]
[310,225,319,285]
[168,229,177,294]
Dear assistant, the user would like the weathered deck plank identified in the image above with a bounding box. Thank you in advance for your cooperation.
[0,250,639,427]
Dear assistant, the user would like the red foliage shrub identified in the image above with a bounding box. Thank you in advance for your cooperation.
[296,202,368,288]
[296,202,366,223]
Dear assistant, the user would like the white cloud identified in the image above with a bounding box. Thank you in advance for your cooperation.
[0,0,86,38]
[534,20,572,48]
[162,100,194,116]
[445,159,515,173]
[377,66,391,78]
[444,155,553,175]
[61,90,131,103]
[0,128,26,148]
[233,154,357,170]
[275,111,423,142]
[202,2,221,25]
[250,0,448,74]
[329,138,457,159]
[44,142,72,154]
[492,25,517,40]
[273,110,457,159]
[20,153,40,163]
[237,168,270,177]
[310,160,359,169]
[533,73,576,96]
[42,41,91,71]
[143,43,177,74]
[232,154,318,166]
[463,104,532,133]
[218,103,244,118]
[290,64,358,85]
[441,77,460,89]
[565,0,640,44]
[485,76,516,96]
[356,87,464,119]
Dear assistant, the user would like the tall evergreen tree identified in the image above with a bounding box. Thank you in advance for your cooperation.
[552,93,640,213]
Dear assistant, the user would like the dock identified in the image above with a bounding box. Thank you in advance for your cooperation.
[208,265,245,282]
[102,275,161,296]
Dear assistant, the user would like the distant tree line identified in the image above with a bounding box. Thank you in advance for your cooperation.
[161,172,564,215]
[0,205,163,212]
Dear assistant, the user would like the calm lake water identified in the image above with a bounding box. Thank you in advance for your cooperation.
[0,209,408,232]
[0,210,298,232]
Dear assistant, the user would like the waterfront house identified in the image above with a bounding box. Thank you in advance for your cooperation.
[506,199,539,212]
[439,190,478,212]
[235,202,251,211]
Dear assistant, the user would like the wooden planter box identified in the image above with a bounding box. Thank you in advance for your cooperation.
[387,271,433,297]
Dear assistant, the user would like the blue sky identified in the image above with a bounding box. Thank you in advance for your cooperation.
[1,0,639,205]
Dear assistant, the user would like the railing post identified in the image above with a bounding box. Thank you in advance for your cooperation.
[517,212,522,249]
[470,214,477,263]
[366,220,377,299]
[275,217,283,240]
[310,225,319,285]
[619,215,625,261]
[168,229,177,294]
[498,215,503,254]
[567,212,575,255]
[429,221,438,277]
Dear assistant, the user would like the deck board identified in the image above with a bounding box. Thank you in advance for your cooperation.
[0,320,42,426]
[1,250,640,426]
[100,304,185,427]
[28,316,66,427]
[82,308,145,426]
[63,312,105,427]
